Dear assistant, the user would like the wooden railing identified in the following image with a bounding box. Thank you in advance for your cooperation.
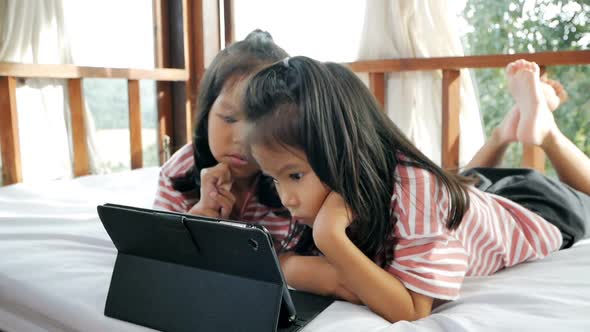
[1,51,588,185]
[0,63,188,185]
[347,50,590,172]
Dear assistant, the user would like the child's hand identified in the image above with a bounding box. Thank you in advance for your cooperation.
[189,163,235,218]
[312,191,353,248]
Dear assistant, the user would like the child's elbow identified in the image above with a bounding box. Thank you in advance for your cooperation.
[331,283,362,304]
[381,306,430,323]
[409,309,431,321]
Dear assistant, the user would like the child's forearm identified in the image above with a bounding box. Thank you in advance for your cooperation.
[279,253,360,303]
[315,228,433,323]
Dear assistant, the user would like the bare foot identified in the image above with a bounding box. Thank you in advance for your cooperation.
[540,84,560,111]
[497,80,560,145]
[540,77,568,111]
[505,59,534,77]
[506,60,558,146]
[507,59,565,111]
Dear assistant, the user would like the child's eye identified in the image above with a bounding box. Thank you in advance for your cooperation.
[218,114,237,124]
[222,116,237,124]
[289,173,304,181]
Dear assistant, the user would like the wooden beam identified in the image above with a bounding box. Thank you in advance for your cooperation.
[0,76,22,185]
[184,0,202,134]
[0,63,188,81]
[348,50,590,73]
[154,0,174,164]
[181,0,218,143]
[441,70,461,171]
[67,79,90,177]
[223,0,234,46]
[185,0,219,118]
[128,80,143,169]
[166,0,191,151]
[369,72,385,109]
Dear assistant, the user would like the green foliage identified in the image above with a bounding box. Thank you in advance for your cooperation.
[82,79,159,173]
[84,79,157,129]
[463,0,590,173]
[102,142,159,172]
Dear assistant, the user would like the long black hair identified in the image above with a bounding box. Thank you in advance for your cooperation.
[170,30,288,209]
[244,56,471,266]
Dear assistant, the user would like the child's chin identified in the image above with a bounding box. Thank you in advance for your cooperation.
[229,165,258,178]
[297,217,314,227]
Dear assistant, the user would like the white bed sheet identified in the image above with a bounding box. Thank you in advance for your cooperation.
[1,168,589,332]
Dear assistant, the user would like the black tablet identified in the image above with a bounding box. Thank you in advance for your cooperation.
[98,203,333,332]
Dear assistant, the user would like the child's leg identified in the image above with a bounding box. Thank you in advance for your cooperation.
[541,129,590,196]
[465,60,561,169]
[508,60,590,196]
[464,111,515,169]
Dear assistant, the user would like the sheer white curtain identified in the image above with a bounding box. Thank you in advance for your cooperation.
[357,0,484,167]
[0,0,102,182]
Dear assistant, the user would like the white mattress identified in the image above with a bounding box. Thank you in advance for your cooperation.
[1,168,589,332]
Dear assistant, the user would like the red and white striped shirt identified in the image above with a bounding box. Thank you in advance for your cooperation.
[153,143,295,251]
[386,163,562,300]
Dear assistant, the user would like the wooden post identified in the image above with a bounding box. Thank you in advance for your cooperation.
[223,0,234,46]
[183,0,198,137]
[369,72,386,110]
[185,0,219,126]
[67,79,90,177]
[156,0,193,156]
[128,79,143,169]
[154,0,174,164]
[441,69,461,172]
[153,0,217,157]
[0,76,22,185]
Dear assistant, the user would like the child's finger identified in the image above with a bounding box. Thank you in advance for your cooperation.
[212,163,233,191]
[215,189,236,207]
[200,171,218,194]
[201,164,233,192]
[201,192,221,211]
[211,189,236,218]
[199,170,230,210]
[188,202,219,218]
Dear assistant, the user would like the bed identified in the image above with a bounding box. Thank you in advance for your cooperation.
[1,167,589,332]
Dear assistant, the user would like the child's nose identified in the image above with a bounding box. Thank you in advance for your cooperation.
[231,132,242,144]
[279,189,298,209]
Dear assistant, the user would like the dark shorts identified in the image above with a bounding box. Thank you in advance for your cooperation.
[461,167,590,249]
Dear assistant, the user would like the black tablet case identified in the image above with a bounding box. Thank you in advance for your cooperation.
[97,204,332,332]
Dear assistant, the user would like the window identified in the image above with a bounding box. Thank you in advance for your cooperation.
[63,0,158,171]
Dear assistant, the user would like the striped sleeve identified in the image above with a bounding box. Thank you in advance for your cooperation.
[153,143,197,212]
[387,234,468,300]
[387,165,468,300]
